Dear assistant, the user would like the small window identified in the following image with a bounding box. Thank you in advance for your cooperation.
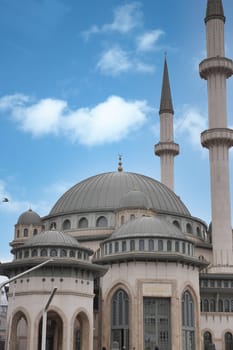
[167,240,172,251]
[17,229,20,238]
[63,219,71,230]
[130,240,135,251]
[203,299,209,312]
[175,241,179,252]
[50,249,57,257]
[218,299,223,312]
[109,243,112,254]
[32,249,38,257]
[139,239,144,251]
[24,228,28,237]
[70,250,75,258]
[148,239,154,251]
[78,251,82,259]
[182,242,186,254]
[61,249,67,257]
[130,214,135,220]
[224,299,230,312]
[115,242,119,253]
[173,220,180,230]
[196,227,201,237]
[96,216,108,228]
[186,223,192,234]
[225,332,233,350]
[121,216,125,225]
[24,250,29,258]
[209,299,215,312]
[78,217,88,228]
[50,222,56,230]
[41,249,47,257]
[204,332,212,349]
[122,241,127,252]
[158,240,163,251]
[33,228,38,236]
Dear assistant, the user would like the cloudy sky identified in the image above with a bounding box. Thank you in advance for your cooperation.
[0,0,233,264]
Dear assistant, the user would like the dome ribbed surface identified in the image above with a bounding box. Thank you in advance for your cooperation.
[119,189,152,209]
[110,216,184,239]
[17,209,41,225]
[24,230,79,247]
[49,172,190,217]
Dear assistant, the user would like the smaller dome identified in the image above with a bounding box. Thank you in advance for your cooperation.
[110,216,184,239]
[119,189,152,209]
[17,209,41,225]
[24,230,80,248]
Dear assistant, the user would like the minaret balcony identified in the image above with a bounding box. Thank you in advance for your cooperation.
[154,142,179,156]
[199,56,233,79]
[201,128,233,148]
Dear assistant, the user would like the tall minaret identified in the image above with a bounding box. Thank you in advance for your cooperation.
[155,56,179,191]
[200,0,233,269]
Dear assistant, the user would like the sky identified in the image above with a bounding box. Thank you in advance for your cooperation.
[0,0,233,267]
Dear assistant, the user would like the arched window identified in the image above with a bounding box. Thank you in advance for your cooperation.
[96,216,108,228]
[63,219,71,230]
[111,289,129,350]
[209,299,215,312]
[50,222,56,230]
[32,249,38,257]
[70,250,75,258]
[130,214,135,220]
[33,228,38,235]
[40,249,47,257]
[24,250,29,258]
[203,332,212,350]
[121,216,125,225]
[224,299,230,312]
[175,241,180,252]
[130,240,135,251]
[50,249,57,257]
[196,227,201,237]
[173,220,181,230]
[225,332,233,350]
[182,291,195,350]
[78,217,88,228]
[218,299,223,312]
[60,249,67,257]
[23,228,28,237]
[186,223,193,234]
[167,240,172,251]
[148,239,154,251]
[158,239,163,251]
[17,229,20,238]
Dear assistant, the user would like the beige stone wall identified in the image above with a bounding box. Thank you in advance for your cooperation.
[100,260,201,350]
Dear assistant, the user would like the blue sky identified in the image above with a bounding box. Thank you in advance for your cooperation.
[0,0,233,263]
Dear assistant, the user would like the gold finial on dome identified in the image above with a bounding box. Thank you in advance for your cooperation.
[118,154,123,172]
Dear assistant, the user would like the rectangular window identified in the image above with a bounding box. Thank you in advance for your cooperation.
[122,241,127,252]
[130,240,135,251]
[139,239,144,251]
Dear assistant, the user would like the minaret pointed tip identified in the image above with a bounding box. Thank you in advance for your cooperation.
[159,55,174,115]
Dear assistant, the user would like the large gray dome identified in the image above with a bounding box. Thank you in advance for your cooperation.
[49,172,190,217]
[110,216,185,239]
[119,189,152,209]
[24,230,80,248]
[17,209,41,225]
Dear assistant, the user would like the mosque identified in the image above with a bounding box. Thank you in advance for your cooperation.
[0,0,233,349]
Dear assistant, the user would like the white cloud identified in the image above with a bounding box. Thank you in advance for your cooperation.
[136,30,164,52]
[97,46,155,76]
[0,94,149,146]
[83,2,142,40]
[175,106,207,149]
[97,47,132,76]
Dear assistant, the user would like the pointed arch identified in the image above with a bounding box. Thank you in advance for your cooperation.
[9,309,30,350]
[181,288,196,350]
[71,309,91,350]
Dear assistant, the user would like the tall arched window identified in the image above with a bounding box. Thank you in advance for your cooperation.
[186,223,193,234]
[78,217,88,228]
[63,219,71,230]
[225,332,233,350]
[96,216,108,228]
[23,228,28,237]
[182,291,195,350]
[203,331,212,350]
[173,220,181,230]
[111,289,129,350]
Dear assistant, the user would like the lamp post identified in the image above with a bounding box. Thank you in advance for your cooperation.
[41,287,57,350]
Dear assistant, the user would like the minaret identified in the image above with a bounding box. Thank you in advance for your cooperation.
[200,0,233,269]
[155,56,179,191]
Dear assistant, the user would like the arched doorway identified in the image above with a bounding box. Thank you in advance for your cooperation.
[111,289,129,350]
[9,311,29,350]
[38,311,63,350]
[73,312,90,350]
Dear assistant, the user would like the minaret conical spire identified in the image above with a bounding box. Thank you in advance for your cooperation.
[205,0,225,23]
[159,56,174,115]
[155,56,179,191]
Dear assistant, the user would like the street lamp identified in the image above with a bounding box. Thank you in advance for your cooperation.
[41,287,57,350]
